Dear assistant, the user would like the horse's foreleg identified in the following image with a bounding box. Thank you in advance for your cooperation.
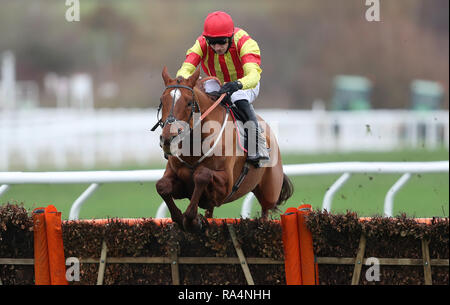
[156,175,183,226]
[183,167,213,228]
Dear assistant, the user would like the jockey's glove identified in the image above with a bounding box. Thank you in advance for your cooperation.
[219,80,243,96]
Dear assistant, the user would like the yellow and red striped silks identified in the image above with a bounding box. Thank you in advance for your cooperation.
[176,28,262,90]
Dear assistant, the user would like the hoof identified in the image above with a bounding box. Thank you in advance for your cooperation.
[182,214,203,233]
[171,216,184,230]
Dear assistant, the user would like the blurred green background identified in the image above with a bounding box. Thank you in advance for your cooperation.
[3,149,448,220]
[0,0,448,109]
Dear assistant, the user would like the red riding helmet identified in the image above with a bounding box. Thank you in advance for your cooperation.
[203,11,234,38]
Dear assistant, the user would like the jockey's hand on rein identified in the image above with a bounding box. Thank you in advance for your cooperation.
[219,80,243,96]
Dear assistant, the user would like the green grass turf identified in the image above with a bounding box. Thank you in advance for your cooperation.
[1,149,448,219]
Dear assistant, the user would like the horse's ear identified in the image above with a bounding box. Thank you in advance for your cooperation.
[187,68,201,87]
[162,66,172,85]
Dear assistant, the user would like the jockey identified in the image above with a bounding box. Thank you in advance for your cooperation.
[176,11,270,164]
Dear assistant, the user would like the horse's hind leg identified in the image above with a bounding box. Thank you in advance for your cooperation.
[253,163,284,219]
[253,186,277,219]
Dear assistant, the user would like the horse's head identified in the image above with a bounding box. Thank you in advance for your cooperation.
[159,66,201,156]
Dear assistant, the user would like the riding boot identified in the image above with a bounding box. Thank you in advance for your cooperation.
[234,99,270,164]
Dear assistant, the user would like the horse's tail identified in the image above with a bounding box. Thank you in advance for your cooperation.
[276,173,294,206]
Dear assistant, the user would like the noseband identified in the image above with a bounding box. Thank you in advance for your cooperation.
[151,84,200,132]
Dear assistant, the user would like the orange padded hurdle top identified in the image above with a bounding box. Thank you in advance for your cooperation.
[63,218,282,225]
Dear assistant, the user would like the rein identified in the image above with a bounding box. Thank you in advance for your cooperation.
[200,93,227,121]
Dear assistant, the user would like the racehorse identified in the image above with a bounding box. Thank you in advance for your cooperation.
[154,66,293,231]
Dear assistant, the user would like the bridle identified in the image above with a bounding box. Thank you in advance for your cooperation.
[150,84,200,132]
[151,83,228,169]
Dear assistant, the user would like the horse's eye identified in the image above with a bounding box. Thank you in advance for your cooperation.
[187,101,192,106]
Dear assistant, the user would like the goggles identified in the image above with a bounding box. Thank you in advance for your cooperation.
[206,37,229,45]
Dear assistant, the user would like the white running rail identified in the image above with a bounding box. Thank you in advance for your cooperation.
[1,109,448,171]
[0,162,448,220]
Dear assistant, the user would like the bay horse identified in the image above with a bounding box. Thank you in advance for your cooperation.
[154,66,293,231]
